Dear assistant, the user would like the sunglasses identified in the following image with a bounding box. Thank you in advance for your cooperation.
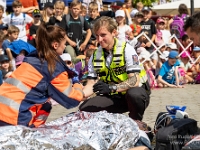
[66,61,72,65]
[34,15,41,18]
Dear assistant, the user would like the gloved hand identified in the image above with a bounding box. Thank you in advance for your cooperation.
[69,68,80,84]
[93,80,111,95]
[72,76,80,84]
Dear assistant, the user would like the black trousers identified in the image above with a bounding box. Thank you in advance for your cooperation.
[79,87,150,120]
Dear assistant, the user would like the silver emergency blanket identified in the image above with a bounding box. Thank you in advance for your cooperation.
[0,111,140,150]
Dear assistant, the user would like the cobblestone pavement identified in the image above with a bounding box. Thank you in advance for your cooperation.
[47,84,200,128]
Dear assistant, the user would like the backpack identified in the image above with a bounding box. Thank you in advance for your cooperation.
[170,14,187,39]
[65,14,85,36]
[154,112,198,150]
[10,13,26,26]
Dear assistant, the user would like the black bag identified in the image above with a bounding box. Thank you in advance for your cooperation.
[155,117,198,150]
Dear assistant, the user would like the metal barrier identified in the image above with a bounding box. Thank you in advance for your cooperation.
[134,32,199,65]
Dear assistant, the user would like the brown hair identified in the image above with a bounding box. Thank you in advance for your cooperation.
[86,49,94,58]
[36,23,66,75]
[0,30,5,42]
[178,3,189,15]
[88,2,98,11]
[93,16,117,34]
[70,0,82,8]
[0,55,13,72]
[12,0,22,7]
[0,5,4,12]
[7,25,20,34]
[184,12,200,33]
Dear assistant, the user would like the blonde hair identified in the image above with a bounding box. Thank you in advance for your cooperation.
[42,7,53,23]
[136,2,143,9]
[89,2,98,11]
[93,16,117,34]
[54,0,65,10]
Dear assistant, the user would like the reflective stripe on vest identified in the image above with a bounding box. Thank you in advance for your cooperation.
[139,64,148,86]
[93,38,127,83]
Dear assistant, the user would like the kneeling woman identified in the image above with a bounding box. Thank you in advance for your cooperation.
[0,23,84,127]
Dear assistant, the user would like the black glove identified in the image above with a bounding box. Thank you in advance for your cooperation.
[93,80,111,95]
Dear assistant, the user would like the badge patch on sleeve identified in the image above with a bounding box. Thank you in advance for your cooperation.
[132,54,139,65]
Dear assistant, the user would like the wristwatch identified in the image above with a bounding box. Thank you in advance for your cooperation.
[109,84,117,93]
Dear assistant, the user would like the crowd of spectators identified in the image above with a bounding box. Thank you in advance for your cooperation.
[0,0,199,88]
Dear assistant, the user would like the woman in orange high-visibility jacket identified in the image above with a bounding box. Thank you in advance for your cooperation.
[0,23,84,127]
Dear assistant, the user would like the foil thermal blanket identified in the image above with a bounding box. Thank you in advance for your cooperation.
[0,111,140,150]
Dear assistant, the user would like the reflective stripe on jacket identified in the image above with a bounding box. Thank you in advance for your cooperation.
[0,51,83,127]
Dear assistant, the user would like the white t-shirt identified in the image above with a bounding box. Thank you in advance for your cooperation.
[87,43,141,78]
[82,0,102,12]
[161,29,171,44]
[3,13,33,42]
[117,25,132,42]
[0,0,6,12]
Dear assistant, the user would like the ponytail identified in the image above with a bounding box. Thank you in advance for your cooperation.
[36,23,66,75]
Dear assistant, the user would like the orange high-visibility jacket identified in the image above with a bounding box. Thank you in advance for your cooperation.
[0,51,83,127]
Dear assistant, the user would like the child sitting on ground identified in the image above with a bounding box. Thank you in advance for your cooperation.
[60,53,79,84]
[0,55,13,80]
[155,18,165,46]
[166,42,178,51]
[179,51,194,84]
[157,50,183,88]
[179,34,193,55]
[2,25,19,55]
[6,39,36,70]
[75,49,94,85]
[0,30,5,54]
[137,47,157,88]
[190,46,200,83]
